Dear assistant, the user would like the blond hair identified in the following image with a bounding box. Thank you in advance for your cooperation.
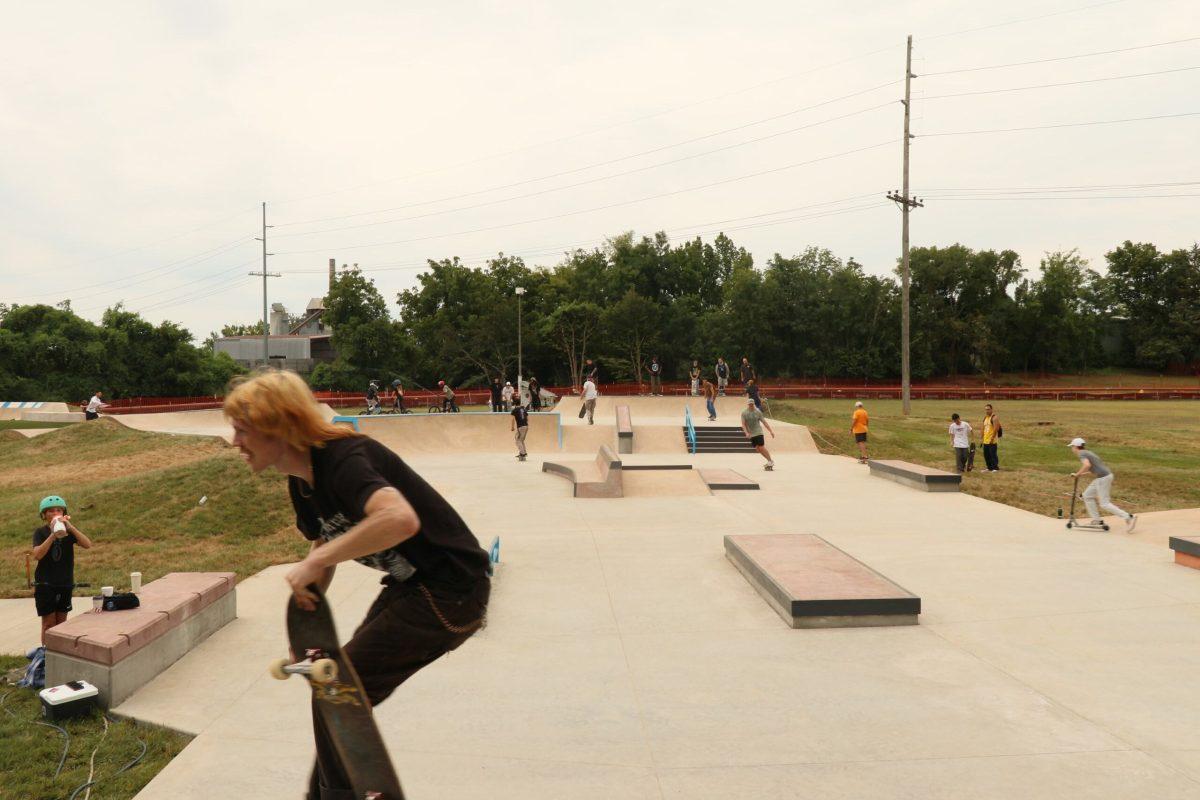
[223,370,358,450]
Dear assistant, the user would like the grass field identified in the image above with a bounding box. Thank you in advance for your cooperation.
[1,655,191,800]
[0,418,307,599]
[772,399,1200,518]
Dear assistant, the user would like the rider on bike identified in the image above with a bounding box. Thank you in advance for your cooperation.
[439,380,459,413]
[366,380,381,414]
[391,380,406,413]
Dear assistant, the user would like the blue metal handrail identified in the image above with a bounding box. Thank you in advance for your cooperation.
[684,405,697,454]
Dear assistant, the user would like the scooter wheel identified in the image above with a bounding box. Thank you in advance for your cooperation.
[1065,522,1074,529]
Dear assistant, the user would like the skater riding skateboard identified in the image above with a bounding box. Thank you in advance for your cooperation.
[272,586,404,800]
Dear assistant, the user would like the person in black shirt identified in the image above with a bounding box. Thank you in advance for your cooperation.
[225,370,490,800]
[489,377,504,412]
[648,356,662,396]
[510,403,530,460]
[31,494,93,644]
[528,376,541,411]
[365,380,380,414]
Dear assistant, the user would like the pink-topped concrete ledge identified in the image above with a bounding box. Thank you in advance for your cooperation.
[45,571,237,707]
[725,534,920,628]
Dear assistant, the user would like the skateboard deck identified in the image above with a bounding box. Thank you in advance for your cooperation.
[966,443,976,472]
[273,586,404,800]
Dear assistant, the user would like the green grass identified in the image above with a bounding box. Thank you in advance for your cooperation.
[0,419,308,599]
[772,399,1200,517]
[0,655,192,800]
[0,420,73,431]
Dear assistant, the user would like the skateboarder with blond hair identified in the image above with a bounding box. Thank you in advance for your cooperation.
[224,370,490,799]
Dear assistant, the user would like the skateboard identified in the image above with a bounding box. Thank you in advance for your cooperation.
[966,443,976,472]
[763,464,774,471]
[270,585,404,800]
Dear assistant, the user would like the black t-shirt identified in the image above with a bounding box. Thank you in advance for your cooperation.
[490,384,503,402]
[716,362,728,378]
[32,525,77,587]
[649,362,660,375]
[288,436,489,589]
[511,406,529,428]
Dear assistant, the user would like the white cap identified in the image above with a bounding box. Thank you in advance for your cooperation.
[1067,437,1086,448]
[505,381,511,386]
[746,397,756,404]
[854,401,863,407]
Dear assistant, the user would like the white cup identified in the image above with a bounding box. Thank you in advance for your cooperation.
[130,572,142,593]
[101,586,114,597]
[52,519,66,536]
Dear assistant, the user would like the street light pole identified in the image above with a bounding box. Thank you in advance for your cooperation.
[515,286,525,401]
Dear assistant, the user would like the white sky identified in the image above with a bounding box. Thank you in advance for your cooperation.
[1,0,1196,341]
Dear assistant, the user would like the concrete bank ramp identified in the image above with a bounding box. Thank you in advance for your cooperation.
[114,403,338,443]
[351,411,561,455]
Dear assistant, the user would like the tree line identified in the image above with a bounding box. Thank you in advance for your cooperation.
[1,232,1197,401]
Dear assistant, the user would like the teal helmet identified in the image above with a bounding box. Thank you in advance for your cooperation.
[39,495,67,515]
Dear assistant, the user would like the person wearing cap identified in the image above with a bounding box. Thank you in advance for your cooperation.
[740,397,776,469]
[501,381,515,411]
[31,495,93,644]
[1068,437,1136,531]
[850,401,869,463]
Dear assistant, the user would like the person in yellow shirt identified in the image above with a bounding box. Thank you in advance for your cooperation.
[981,403,1001,472]
[850,401,869,463]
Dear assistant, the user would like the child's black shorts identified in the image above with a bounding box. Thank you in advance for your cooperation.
[35,585,73,616]
[749,434,765,447]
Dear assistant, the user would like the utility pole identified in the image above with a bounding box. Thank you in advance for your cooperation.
[250,202,280,368]
[515,286,526,399]
[887,34,923,416]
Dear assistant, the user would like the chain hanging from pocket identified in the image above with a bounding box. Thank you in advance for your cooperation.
[417,583,486,634]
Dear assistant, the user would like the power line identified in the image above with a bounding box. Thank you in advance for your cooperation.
[74,259,259,314]
[920,0,1135,43]
[923,179,1200,192]
[922,35,1200,77]
[921,111,1200,137]
[136,275,261,317]
[279,193,884,274]
[919,64,1200,101]
[273,102,895,240]
[923,192,1200,201]
[9,236,254,302]
[275,82,901,231]
[273,139,898,256]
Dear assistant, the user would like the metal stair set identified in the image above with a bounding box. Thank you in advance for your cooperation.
[682,425,756,453]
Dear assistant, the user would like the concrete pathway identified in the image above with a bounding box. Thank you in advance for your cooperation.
[7,443,1199,798]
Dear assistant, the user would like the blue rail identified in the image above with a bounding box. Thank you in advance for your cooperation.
[684,405,697,454]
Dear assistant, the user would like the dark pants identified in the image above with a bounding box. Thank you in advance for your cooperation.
[983,443,999,471]
[954,447,969,473]
[307,577,489,800]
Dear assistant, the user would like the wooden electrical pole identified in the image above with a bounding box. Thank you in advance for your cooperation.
[888,35,923,416]
[250,202,280,368]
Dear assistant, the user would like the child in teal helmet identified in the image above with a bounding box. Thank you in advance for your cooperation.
[31,495,93,643]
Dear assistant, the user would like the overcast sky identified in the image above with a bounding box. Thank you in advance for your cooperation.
[2,0,1196,341]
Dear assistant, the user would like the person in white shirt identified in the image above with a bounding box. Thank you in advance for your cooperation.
[501,381,515,411]
[582,378,598,425]
[948,413,973,473]
[85,391,109,421]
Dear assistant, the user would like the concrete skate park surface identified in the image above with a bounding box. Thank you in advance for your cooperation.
[5,398,1200,798]
[112,404,338,442]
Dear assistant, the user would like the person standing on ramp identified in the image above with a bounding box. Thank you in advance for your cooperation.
[511,400,530,461]
[741,397,776,470]
[224,370,490,800]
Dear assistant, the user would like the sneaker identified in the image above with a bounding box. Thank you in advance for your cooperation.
[1126,515,1137,533]
[766,461,775,468]
[1090,519,1105,527]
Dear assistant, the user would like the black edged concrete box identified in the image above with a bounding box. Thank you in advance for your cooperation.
[868,459,961,492]
[45,572,236,708]
[724,534,920,628]
[698,469,759,490]
[1170,536,1200,570]
[542,444,623,498]
[616,405,633,454]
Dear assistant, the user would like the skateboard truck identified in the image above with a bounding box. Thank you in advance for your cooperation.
[270,648,339,684]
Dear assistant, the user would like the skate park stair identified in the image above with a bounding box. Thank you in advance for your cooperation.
[44,572,237,707]
[867,459,961,492]
[698,469,759,490]
[1170,536,1200,570]
[684,426,756,453]
[616,405,633,454]
[542,444,623,498]
[725,534,920,628]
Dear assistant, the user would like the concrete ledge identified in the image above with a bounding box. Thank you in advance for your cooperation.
[868,459,961,492]
[23,411,85,423]
[47,590,236,708]
[724,533,920,628]
[616,405,633,454]
[699,468,758,490]
[45,572,236,708]
[622,464,692,471]
[1170,536,1200,570]
[542,444,623,498]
